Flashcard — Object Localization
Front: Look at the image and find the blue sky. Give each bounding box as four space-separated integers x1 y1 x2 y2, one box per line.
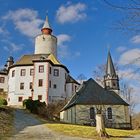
0 0 140 112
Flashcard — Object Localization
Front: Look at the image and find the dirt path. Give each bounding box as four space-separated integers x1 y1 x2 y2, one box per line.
8 109 91 140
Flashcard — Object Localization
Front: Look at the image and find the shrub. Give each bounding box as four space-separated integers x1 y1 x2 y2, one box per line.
0 98 7 106
23 99 66 121
23 99 46 114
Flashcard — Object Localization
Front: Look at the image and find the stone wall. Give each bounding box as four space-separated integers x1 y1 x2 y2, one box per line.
60 104 131 129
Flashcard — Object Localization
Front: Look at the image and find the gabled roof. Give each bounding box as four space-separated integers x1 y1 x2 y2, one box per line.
62 78 128 111
15 54 49 65
106 51 116 76
48 54 60 65
9 54 69 73
66 75 80 85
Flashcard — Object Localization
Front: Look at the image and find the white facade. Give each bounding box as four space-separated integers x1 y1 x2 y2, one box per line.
48 65 68 102
7 59 79 105
8 66 33 105
66 83 78 98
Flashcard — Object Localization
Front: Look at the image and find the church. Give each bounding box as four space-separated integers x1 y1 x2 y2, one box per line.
0 17 80 105
60 52 131 129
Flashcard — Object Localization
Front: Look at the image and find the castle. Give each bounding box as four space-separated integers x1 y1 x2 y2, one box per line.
0 17 80 105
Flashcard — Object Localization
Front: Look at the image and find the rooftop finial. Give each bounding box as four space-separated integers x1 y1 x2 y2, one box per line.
41 16 52 34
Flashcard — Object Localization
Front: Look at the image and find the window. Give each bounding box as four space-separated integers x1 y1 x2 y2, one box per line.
0 77 5 83
49 67 51 74
113 82 116 86
49 96 51 102
30 69 34 76
18 97 23 102
107 107 112 119
75 85 77 92
28 97 32 100
39 65 44 73
65 73 67 79
20 83 24 90
0 88 4 92
38 79 43 87
90 107 95 120
64 84 66 92
38 95 42 100
20 69 26 76
49 80 51 88
53 84 57 89
54 69 59 76
29 82 33 89
12 70 15 77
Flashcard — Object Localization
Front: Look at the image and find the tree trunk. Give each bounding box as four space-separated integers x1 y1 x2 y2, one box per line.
96 113 109 138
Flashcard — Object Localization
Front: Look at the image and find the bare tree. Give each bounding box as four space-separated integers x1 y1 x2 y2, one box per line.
102 0 140 34
93 63 118 86
120 83 136 115
93 64 106 86
77 73 87 84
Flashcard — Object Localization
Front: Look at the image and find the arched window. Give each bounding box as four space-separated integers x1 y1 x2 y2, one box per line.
107 107 112 119
90 107 95 119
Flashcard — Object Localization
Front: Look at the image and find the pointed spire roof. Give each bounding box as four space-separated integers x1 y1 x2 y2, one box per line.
106 51 116 76
41 16 52 32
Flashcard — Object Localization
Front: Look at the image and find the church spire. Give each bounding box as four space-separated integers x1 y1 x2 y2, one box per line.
106 51 116 76
104 51 119 93
41 16 52 35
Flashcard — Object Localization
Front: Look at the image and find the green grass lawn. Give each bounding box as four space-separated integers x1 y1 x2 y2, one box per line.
47 122 140 140
0 106 13 139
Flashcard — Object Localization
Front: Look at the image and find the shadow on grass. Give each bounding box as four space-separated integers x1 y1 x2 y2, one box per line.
109 135 134 138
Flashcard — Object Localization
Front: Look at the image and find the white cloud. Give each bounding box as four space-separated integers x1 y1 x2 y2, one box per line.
57 34 71 58
57 34 80 59
3 42 23 52
57 34 71 46
116 46 127 53
56 3 87 24
118 68 140 81
119 48 140 66
2 8 43 37
131 35 140 44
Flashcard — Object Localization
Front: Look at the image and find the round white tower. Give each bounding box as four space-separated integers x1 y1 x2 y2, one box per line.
35 16 57 58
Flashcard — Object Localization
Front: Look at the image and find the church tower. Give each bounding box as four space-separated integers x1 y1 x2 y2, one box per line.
104 51 119 93
35 16 57 58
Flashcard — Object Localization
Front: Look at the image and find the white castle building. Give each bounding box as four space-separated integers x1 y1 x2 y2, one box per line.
0 17 80 105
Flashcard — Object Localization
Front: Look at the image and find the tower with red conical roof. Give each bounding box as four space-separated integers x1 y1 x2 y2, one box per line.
35 16 57 58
